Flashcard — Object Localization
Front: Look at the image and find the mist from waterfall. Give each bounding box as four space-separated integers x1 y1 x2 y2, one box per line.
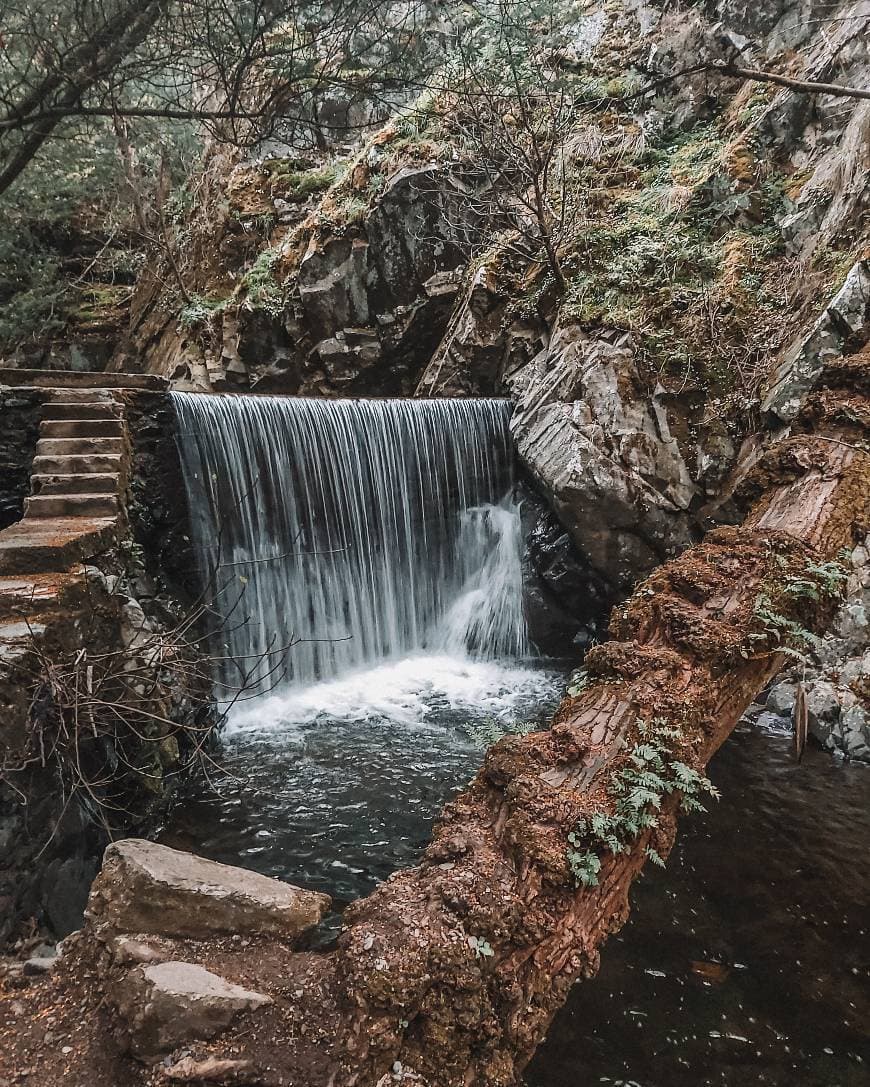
172 394 531 704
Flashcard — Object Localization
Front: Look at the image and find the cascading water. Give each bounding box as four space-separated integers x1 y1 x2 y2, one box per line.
173 393 529 696
165 392 563 902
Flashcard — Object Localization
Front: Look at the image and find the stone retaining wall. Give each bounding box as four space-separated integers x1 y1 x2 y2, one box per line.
0 387 46 530
121 391 196 598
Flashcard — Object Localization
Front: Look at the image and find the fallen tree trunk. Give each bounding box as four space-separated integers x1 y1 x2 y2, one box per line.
263 365 865 1087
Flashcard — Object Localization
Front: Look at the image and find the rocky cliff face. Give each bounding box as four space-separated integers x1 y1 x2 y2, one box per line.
112 139 482 395
417 0 870 593
116 0 869 589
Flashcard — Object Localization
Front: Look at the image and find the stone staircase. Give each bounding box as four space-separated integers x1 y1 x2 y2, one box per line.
0 385 130 655
28 389 125 520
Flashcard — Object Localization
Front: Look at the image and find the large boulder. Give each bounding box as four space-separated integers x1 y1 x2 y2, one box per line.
508 324 698 592
117 960 271 1061
87 839 330 940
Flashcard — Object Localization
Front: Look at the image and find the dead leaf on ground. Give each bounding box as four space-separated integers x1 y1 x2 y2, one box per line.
690 960 731 984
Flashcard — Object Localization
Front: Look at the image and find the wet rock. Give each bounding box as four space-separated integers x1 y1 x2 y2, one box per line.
840 705 870 761
87 839 330 940
766 682 797 717
519 482 611 653
118 960 271 1061
805 680 840 725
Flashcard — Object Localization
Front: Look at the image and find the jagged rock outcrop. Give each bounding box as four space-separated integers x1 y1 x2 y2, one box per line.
113 150 481 395
414 263 547 398
509 324 699 591
763 260 870 422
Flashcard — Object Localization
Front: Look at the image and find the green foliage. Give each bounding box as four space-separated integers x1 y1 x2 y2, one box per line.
240 248 286 317
567 717 719 888
394 87 444 141
265 161 337 202
565 842 601 887
559 119 792 394
0 228 68 345
745 555 848 663
782 559 848 601
464 716 536 747
749 595 822 661
0 112 196 352
165 183 197 224
335 195 369 225
178 294 228 329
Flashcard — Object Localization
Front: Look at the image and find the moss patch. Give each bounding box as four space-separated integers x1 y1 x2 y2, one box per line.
557 119 811 397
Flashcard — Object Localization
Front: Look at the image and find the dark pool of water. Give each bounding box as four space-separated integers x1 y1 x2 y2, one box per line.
160 655 563 906
527 716 870 1087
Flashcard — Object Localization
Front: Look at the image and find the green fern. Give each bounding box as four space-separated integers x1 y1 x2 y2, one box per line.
567 716 718 888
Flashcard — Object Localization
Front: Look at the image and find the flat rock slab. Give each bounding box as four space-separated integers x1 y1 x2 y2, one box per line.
88 838 330 940
0 516 118 574
0 367 168 390
118 960 271 1060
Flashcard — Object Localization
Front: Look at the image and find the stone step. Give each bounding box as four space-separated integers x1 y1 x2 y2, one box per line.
25 493 119 519
43 388 117 403
40 418 124 439
43 402 123 421
36 436 124 457
0 576 62 619
32 453 123 475
31 472 119 496
0 519 117 574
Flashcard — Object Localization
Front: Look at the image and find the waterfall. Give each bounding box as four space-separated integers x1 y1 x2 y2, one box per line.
172 393 529 697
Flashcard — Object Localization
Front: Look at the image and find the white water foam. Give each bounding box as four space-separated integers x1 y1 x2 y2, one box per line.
225 653 560 735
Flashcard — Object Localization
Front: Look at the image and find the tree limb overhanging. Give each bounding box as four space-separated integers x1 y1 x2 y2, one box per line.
713 60 870 101
613 57 870 109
